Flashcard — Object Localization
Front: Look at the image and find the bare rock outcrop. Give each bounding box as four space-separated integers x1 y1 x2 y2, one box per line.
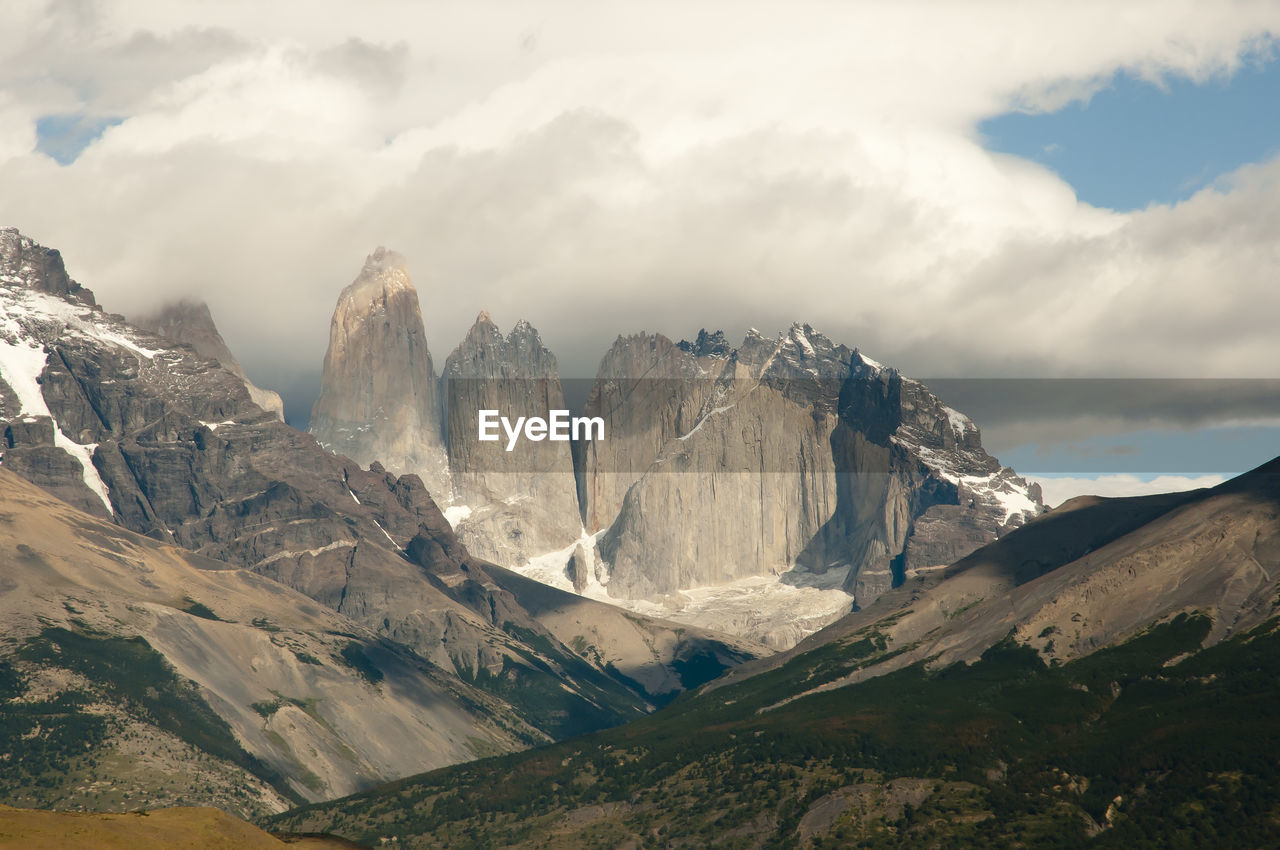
441 313 581 565
596 324 853 598
577 331 726 533
592 327 1044 608
133 299 285 421
309 248 449 498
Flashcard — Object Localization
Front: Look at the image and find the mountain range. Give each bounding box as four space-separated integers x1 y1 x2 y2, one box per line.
0 227 756 811
2 226 1276 848
309 248 1045 647
273 458 1280 847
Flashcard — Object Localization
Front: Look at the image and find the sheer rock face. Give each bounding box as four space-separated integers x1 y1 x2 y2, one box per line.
596 325 854 599
577 332 726 534
442 313 581 565
133 299 285 421
593 328 1044 608
309 248 449 499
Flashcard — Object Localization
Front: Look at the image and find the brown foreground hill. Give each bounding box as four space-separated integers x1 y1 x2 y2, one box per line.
0 804 363 850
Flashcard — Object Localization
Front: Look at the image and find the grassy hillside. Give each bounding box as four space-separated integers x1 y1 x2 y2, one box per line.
270 611 1280 847
0 625 295 817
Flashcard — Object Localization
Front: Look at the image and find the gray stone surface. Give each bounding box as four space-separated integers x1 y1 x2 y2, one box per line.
309 248 450 499
442 312 582 565
133 299 285 421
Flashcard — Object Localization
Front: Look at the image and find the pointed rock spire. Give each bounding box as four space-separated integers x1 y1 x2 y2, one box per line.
309 248 449 497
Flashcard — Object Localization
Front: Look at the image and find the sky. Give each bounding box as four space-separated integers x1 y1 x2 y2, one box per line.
2 0 1279 503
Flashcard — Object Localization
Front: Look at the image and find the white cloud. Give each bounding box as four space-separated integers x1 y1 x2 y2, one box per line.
0 0 1277 423
1027 473 1228 508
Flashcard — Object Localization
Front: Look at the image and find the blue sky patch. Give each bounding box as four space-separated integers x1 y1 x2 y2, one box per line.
993 423 1280 477
36 114 124 165
979 57 1280 211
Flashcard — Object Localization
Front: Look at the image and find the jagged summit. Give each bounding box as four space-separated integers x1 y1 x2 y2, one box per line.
359 245 409 278
444 314 559 380
458 313 543 348
677 328 731 357
133 299 285 421
0 227 96 307
442 313 579 564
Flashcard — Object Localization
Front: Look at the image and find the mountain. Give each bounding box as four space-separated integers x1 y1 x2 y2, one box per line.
0 467 535 815
268 459 1280 848
441 312 582 566
304 250 1042 649
132 299 285 422
0 228 758 765
309 248 450 498
552 325 1042 648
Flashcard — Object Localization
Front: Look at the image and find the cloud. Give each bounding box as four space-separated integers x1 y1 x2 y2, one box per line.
1027 473 1228 508
0 0 1277 431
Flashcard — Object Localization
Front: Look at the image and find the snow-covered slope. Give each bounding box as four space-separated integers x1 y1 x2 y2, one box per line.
1 228 171 514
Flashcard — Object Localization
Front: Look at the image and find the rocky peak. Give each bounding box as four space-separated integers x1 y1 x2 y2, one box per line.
676 329 731 358
331 247 416 335
0 227 96 307
132 299 284 421
443 314 558 381
309 248 448 496
360 245 408 277
594 332 708 381
442 314 580 565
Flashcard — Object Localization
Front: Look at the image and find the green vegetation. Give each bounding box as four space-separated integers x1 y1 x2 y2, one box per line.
12 626 299 805
180 597 222 621
251 700 282 719
0 658 108 798
271 612 1280 848
336 640 383 685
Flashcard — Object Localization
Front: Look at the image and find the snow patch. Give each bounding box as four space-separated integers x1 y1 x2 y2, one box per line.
371 519 399 549
0 332 112 513
510 528 607 594
510 532 855 649
678 405 736 441
442 504 472 527
94 330 164 360
789 324 815 358
610 567 855 650
943 406 972 439
855 350 884 370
